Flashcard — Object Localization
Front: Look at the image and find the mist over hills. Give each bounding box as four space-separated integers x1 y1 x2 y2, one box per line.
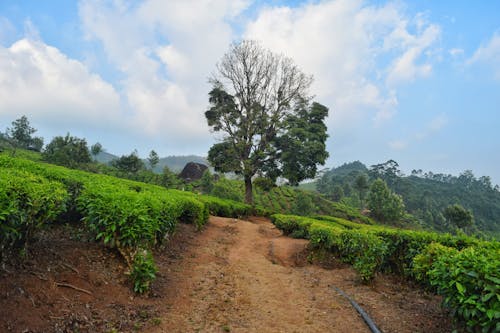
95 151 208 173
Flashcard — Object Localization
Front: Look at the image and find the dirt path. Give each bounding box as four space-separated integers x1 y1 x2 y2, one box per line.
0 216 452 332
152 217 450 333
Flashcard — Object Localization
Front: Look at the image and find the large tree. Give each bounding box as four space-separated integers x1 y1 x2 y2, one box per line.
6 115 44 152
205 40 329 204
42 133 92 168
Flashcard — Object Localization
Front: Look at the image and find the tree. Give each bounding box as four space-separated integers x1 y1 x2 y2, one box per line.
90 142 103 160
354 174 369 208
292 191 316 216
200 169 214 194
367 178 405 222
111 150 144 174
160 166 178 188
443 204 474 229
331 185 344 202
6 115 44 151
205 40 328 204
42 133 92 168
148 150 160 170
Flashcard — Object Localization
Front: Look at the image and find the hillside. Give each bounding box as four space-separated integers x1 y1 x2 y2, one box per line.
1 154 498 332
316 161 500 237
95 151 208 173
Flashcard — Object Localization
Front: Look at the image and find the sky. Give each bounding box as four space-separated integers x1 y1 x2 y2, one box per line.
0 0 499 184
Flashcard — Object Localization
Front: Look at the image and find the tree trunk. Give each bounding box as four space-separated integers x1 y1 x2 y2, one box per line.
244 175 253 205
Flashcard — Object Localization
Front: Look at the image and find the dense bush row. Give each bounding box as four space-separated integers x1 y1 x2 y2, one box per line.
0 169 68 261
271 214 500 332
0 154 252 293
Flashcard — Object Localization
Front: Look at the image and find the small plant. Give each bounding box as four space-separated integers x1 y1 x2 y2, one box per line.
130 250 157 294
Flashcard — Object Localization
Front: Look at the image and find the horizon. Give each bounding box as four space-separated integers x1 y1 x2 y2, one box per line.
1 1 499 185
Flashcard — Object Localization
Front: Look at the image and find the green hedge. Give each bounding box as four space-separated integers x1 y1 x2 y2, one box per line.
0 155 250 293
0 169 68 260
271 214 385 281
414 243 500 332
271 213 500 331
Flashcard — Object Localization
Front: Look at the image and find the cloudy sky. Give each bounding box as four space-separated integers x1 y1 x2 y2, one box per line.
0 0 499 184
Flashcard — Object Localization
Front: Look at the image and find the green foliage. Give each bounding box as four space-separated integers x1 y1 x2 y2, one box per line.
130 249 157 294
253 177 275 192
316 160 500 236
271 212 499 331
331 185 344 202
276 101 329 186
415 244 500 332
6 115 44 152
90 142 103 158
316 161 368 200
291 191 316 216
196 194 253 218
42 133 92 168
0 169 68 260
271 214 386 281
160 166 179 188
367 178 405 222
111 150 145 174
444 204 474 229
200 170 214 194
206 40 327 203
0 154 253 293
211 177 244 202
148 150 159 170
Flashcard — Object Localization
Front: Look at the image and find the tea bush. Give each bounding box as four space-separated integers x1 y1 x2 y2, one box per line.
271 213 500 329
415 243 500 332
0 169 68 260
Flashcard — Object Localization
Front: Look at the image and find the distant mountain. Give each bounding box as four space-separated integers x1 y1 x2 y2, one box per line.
94 151 118 164
316 160 500 237
95 151 208 173
155 155 209 173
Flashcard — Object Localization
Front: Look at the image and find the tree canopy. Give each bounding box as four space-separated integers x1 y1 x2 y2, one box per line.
148 150 160 170
111 151 145 174
205 40 329 204
367 178 405 222
42 133 92 168
6 115 44 152
443 204 474 229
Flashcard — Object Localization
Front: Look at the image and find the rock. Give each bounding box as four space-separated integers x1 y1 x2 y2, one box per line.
179 162 208 182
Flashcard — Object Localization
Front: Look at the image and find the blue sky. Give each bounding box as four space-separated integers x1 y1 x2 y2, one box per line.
0 0 499 184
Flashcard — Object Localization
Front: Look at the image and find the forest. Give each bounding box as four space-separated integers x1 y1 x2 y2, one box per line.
315 160 500 238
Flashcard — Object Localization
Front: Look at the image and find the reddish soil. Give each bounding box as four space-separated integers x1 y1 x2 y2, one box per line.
0 216 452 333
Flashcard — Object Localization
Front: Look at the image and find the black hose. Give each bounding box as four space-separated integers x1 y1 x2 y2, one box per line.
333 286 382 333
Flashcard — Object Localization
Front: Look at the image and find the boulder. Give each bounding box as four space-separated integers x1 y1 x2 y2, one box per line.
179 162 208 182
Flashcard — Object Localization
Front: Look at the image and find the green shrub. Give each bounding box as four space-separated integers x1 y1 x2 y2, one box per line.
0 169 68 259
130 249 157 294
421 245 500 332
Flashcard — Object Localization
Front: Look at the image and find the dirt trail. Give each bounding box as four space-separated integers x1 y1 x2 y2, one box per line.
0 216 452 333
153 217 449 333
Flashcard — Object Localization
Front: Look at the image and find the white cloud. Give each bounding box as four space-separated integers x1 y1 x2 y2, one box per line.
0 38 120 127
468 32 500 79
244 0 440 128
385 23 440 85
78 0 250 139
